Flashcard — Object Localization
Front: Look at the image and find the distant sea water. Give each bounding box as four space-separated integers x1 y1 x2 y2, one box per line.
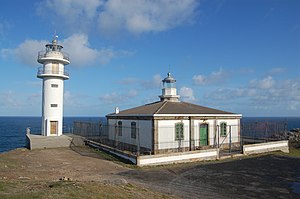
0 117 105 153
0 116 299 153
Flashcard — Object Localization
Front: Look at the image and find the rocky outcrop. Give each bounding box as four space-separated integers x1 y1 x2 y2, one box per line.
288 128 300 148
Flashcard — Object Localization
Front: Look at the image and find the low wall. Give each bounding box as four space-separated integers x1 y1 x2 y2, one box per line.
243 140 289 155
85 139 218 166
26 134 73 150
85 140 137 164
137 149 218 166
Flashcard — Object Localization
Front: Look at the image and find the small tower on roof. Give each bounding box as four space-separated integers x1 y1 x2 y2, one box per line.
159 72 180 102
37 35 70 136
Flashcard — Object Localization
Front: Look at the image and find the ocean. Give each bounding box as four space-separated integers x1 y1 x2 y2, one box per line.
0 116 299 153
0 117 104 153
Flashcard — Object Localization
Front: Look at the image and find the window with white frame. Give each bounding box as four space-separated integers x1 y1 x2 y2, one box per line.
175 122 184 140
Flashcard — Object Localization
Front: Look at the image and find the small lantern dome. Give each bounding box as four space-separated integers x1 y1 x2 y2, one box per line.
162 72 176 88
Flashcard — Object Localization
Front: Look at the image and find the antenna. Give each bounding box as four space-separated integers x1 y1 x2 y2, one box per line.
52 30 58 42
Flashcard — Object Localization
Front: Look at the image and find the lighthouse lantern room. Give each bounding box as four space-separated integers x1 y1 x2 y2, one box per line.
159 72 180 102
37 36 70 136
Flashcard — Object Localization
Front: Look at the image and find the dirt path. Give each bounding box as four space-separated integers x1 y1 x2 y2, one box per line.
1 147 299 198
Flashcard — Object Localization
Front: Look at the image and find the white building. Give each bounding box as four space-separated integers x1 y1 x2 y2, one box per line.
37 36 70 136
106 73 242 154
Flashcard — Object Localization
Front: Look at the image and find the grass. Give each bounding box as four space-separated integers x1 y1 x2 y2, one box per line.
0 180 173 199
282 147 300 157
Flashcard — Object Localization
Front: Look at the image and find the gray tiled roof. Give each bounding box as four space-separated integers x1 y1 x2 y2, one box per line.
107 100 236 116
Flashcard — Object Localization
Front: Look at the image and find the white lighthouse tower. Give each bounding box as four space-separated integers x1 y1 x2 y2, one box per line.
37 36 70 136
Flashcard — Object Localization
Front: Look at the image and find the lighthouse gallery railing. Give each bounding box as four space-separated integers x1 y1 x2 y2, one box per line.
37 67 69 77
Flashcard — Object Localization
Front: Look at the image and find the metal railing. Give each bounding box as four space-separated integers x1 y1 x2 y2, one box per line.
37 67 69 77
38 50 70 61
72 121 290 156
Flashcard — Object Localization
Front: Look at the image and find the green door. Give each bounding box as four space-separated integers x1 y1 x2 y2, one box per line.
200 124 208 146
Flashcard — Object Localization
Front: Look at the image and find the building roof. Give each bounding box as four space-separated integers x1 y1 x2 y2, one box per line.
107 100 241 117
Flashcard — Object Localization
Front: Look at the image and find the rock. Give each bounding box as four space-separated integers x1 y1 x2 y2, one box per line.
102 178 128 185
18 176 31 180
59 176 72 181
113 178 128 185
289 129 300 148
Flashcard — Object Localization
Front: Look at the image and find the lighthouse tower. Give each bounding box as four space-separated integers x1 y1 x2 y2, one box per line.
159 72 180 102
37 36 70 136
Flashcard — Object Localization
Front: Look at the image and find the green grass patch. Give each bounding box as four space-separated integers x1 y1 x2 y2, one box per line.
286 147 300 157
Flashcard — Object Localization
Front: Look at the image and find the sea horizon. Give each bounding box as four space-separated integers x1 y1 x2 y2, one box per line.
1 116 300 153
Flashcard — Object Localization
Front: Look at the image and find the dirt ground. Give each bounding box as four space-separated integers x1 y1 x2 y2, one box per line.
0 146 299 198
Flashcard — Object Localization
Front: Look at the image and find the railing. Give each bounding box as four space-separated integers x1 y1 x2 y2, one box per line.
38 50 70 61
72 121 290 156
37 67 69 77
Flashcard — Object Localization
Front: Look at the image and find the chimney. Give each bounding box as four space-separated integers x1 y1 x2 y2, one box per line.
115 107 119 114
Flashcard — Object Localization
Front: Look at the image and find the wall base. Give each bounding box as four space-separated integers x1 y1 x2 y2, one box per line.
26 133 84 150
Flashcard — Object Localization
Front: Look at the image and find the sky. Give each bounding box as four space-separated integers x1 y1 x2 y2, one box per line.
0 0 300 117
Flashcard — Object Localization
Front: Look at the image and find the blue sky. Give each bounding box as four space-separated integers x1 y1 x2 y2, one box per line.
0 0 300 117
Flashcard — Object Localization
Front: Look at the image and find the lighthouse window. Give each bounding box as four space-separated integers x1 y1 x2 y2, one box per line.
52 63 59 74
51 84 58 88
51 104 58 108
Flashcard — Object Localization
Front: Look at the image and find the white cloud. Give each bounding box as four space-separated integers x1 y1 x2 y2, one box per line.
142 74 162 89
64 90 78 107
179 86 196 102
193 67 226 86
98 0 199 35
62 34 98 66
37 0 199 36
205 76 300 112
0 20 11 41
119 77 138 85
0 91 42 115
63 34 133 66
0 33 131 67
192 74 206 85
250 76 275 89
269 67 285 75
37 0 104 32
0 91 22 107
99 89 138 104
26 93 41 106
127 89 138 98
1 39 47 65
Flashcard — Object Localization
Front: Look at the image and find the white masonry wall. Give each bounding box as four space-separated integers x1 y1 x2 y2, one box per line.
157 120 190 150
193 118 240 147
107 119 152 150
42 77 64 136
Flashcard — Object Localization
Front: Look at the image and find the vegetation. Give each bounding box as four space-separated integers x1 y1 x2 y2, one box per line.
0 180 173 199
283 147 300 157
